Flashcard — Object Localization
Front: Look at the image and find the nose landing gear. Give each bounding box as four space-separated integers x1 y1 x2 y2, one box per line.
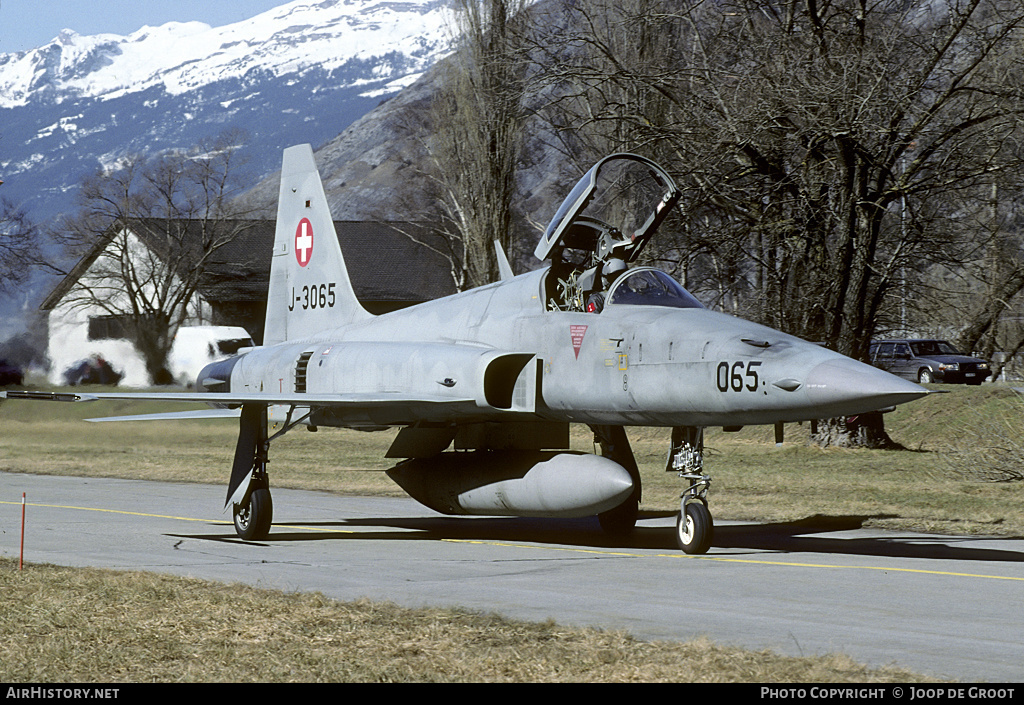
668 426 714 554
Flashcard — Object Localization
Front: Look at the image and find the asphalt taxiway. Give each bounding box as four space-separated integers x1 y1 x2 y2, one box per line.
3 472 1022 682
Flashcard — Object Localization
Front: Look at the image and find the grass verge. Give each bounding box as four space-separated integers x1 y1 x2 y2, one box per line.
0 558 932 683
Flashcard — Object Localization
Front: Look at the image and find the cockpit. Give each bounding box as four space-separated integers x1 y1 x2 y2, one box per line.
536 154 702 313
607 268 703 309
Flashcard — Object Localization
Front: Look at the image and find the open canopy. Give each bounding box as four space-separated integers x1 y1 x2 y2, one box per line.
534 154 680 265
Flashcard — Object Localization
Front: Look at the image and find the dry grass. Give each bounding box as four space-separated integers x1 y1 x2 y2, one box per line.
0 558 930 683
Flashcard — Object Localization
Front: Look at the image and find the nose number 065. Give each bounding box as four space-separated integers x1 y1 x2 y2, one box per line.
716 360 763 392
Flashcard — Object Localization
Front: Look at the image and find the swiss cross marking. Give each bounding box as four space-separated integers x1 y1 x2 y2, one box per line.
295 218 314 267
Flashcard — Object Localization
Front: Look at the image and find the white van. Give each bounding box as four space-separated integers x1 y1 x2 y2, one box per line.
169 326 254 386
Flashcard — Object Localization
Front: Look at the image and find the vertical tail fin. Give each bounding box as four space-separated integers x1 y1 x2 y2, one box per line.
264 144 370 345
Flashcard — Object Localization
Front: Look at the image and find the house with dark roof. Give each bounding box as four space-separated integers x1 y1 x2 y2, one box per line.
42 219 458 387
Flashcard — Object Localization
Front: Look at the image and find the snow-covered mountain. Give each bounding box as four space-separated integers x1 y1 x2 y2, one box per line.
0 0 454 222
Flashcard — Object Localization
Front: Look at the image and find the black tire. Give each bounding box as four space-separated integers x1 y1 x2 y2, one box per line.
918 368 934 384
233 486 273 541
676 502 713 554
598 495 638 536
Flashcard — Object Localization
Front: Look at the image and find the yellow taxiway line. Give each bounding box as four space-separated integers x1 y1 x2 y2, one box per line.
1 499 349 533
6 499 1022 581
442 539 1024 582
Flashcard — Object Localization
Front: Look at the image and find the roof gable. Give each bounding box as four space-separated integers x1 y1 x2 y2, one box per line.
43 219 458 310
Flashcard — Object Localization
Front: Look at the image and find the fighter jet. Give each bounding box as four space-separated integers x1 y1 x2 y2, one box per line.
3 145 928 554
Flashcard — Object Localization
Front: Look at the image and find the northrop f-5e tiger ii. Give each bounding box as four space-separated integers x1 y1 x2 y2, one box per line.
4 145 928 554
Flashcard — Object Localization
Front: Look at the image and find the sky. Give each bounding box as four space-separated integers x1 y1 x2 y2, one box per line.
0 0 291 54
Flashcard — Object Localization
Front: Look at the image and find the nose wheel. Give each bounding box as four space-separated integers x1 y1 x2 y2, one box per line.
676 499 713 554
668 426 713 554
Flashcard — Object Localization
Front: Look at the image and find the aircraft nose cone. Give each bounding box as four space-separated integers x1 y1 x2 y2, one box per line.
803 358 928 414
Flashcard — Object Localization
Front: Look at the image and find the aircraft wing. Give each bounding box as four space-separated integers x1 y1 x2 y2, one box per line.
0 389 503 427
2 389 474 405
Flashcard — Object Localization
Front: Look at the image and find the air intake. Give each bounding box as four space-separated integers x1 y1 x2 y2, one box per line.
295 351 314 393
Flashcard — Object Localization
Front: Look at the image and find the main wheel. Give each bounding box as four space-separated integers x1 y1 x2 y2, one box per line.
918 368 933 384
233 486 273 541
676 502 713 554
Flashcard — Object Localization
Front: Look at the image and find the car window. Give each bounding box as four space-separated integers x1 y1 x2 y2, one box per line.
217 338 254 356
895 343 911 358
910 340 960 356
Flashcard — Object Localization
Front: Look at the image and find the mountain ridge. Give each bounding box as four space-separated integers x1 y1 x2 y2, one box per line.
0 0 454 223
0 0 458 340
0 1 452 109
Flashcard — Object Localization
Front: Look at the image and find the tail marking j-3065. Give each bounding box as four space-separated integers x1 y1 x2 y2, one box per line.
264 144 370 344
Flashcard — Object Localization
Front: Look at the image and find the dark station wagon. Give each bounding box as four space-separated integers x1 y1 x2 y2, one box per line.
868 339 991 385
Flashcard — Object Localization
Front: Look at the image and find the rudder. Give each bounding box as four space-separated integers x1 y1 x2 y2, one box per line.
264 144 370 345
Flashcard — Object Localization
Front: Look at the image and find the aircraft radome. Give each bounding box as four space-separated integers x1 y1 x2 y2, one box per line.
2 145 929 554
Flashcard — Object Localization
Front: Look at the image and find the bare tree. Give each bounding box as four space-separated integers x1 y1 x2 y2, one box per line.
942 178 1024 379
51 130 258 384
427 0 530 289
0 196 36 294
535 0 1024 339
531 0 1024 444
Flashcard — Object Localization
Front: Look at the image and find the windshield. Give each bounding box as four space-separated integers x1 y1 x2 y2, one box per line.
217 338 254 356
911 340 960 356
608 269 704 309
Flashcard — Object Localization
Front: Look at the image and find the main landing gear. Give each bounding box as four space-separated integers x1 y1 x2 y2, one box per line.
233 477 273 541
227 404 310 541
226 404 272 540
591 424 642 537
668 426 713 554
591 424 715 553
